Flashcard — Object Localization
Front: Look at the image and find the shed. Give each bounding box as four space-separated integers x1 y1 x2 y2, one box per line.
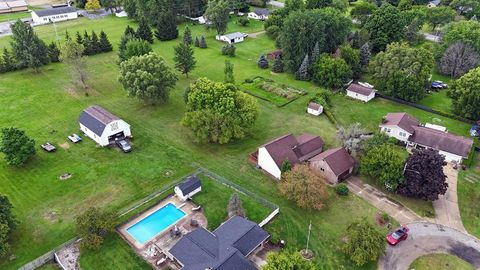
346 83 375 102
307 102 323 116
174 175 202 201
79 105 131 147
216 32 245 44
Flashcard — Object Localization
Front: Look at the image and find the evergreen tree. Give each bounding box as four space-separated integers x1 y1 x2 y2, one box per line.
118 34 134 62
221 44 236 57
295 55 310 81
90 31 100 54
124 25 136 37
281 159 292 173
311 41 320 64
48 42 61 62
199 36 207 48
82 31 93 55
173 42 196 77
10 20 49 72
124 39 152 60
65 30 71 41
194 36 200 47
99 31 113 52
75 31 83 44
1 48 16 73
155 12 178 41
136 19 154 44
224 60 234 83
227 193 246 218
183 26 193 45
272 57 284 73
359 42 371 68
257 54 269 69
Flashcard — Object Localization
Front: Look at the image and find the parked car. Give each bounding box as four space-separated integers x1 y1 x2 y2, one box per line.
67 134 82 143
116 139 132 153
431 81 448 90
386 226 409 246
41 142 56 152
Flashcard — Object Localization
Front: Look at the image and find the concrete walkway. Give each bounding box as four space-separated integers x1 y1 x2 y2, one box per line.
345 177 424 224
432 164 467 233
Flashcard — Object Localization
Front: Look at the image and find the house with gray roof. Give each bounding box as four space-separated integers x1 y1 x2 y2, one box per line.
168 216 269 270
174 175 202 201
32 6 78 25
248 8 271 20
216 32 245 44
79 105 131 146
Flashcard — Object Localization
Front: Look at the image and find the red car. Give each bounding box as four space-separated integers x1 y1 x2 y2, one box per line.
386 226 409 245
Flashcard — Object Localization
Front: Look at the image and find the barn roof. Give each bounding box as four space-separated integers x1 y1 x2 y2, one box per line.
79 105 121 136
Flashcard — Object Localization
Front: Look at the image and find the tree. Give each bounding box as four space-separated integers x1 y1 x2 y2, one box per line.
279 164 329 210
332 0 349 12
124 25 136 37
442 20 480 55
238 17 249 26
224 60 234 83
183 26 193 45
404 18 422 44
370 42 433 102
75 207 115 250
361 144 405 191
359 42 371 68
350 1 377 25
364 3 405 52
306 0 332 9
124 39 153 60
101 0 122 12
199 36 207 48
60 39 88 89
173 42 196 78
398 0 412 10
285 0 305 11
75 31 83 45
272 57 284 73
280 159 292 173
257 54 269 69
312 54 352 88
204 0 230 35
342 218 385 266
85 0 101 11
0 195 16 257
397 149 447 201
426 6 455 31
228 0 249 13
155 11 178 41
99 31 113 52
136 19 154 44
194 37 200 47
311 42 321 64
221 44 236 57
90 31 100 55
119 53 177 104
362 132 395 154
10 20 49 72
82 31 93 55
439 42 479 79
227 193 245 218
448 67 480 120
0 48 16 73
450 0 480 19
263 252 317 270
0 127 35 166
47 42 60 63
295 55 310 81
118 33 134 62
182 78 258 144
336 123 368 157
339 44 361 79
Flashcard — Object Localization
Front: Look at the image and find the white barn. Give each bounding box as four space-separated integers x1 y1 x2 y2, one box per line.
307 102 323 116
32 6 78 25
79 105 131 147
174 175 202 201
346 83 375 102
248 8 270 20
216 32 244 44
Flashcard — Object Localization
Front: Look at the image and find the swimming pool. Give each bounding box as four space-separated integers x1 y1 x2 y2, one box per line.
126 203 186 244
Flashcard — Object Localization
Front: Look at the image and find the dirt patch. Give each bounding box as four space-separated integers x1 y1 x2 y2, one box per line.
60 142 70 149
43 210 58 223
56 242 81 270
375 212 391 227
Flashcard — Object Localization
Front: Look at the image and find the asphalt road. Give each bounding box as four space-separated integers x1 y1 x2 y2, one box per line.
380 222 480 270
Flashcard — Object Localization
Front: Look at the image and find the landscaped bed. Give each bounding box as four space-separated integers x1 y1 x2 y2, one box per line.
242 76 308 107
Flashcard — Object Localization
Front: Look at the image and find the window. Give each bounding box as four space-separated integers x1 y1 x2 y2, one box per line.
399 132 406 137
383 127 391 133
320 168 325 171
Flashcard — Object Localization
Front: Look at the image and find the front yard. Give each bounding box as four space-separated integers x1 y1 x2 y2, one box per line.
458 156 480 238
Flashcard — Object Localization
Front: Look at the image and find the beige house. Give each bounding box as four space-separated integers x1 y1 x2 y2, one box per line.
309 147 355 184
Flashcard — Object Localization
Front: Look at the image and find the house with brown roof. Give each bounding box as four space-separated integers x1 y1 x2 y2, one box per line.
309 147 355 184
379 112 474 163
256 134 324 179
346 83 376 102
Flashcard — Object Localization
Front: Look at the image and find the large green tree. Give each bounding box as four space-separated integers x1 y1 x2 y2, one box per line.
0 127 35 166
364 3 405 52
0 195 16 257
448 67 480 120
426 6 456 31
263 251 317 270
124 39 153 61
182 78 258 144
450 0 480 19
342 218 385 266
119 52 178 104
60 39 88 89
370 42 434 102
75 207 115 250
312 54 352 88
361 143 405 191
10 20 49 72
204 0 230 35
155 11 178 41
350 1 377 25
173 42 196 77
136 18 154 44
442 20 480 55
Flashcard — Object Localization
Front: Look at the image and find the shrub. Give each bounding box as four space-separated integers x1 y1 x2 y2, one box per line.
335 183 349 196
324 110 337 125
257 54 269 69
221 44 236 57
266 25 281 39
238 18 250 26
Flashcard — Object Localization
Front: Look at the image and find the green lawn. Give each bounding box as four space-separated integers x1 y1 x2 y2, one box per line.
417 70 454 113
410 253 475 270
36 262 60 270
458 156 480 238
0 14 474 270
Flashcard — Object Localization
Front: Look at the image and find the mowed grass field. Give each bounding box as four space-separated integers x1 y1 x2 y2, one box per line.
410 253 475 270
0 15 474 270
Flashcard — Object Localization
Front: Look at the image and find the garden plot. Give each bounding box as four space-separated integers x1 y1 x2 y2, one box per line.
242 76 307 107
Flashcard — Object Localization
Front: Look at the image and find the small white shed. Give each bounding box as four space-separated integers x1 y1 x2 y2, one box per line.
307 102 323 116
216 32 245 44
346 83 376 102
174 176 202 201
79 105 131 147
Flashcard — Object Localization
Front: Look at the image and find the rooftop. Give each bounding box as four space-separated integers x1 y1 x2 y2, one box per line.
410 126 473 158
177 175 201 195
380 112 420 134
79 105 121 136
310 147 355 176
253 8 270 16
223 32 244 39
347 83 375 96
34 6 77 17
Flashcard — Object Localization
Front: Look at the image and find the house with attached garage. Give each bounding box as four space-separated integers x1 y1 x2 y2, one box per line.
31 6 78 25
79 105 131 147
216 32 245 44
309 147 355 184
255 133 324 179
174 175 202 201
380 112 474 163
248 8 270 20
346 83 376 102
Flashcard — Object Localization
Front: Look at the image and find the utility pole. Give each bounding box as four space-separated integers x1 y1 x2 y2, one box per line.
306 220 312 252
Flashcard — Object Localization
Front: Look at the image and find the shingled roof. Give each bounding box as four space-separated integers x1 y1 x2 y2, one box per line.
347 83 375 96
310 147 355 176
380 112 420 134
34 6 76 17
177 175 201 195
410 126 473 158
79 105 120 136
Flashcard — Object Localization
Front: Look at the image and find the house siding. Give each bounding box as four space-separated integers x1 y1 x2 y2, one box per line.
80 119 131 147
379 125 411 142
32 11 78 25
257 147 281 179
174 186 202 201
307 107 323 116
309 159 339 184
346 90 375 102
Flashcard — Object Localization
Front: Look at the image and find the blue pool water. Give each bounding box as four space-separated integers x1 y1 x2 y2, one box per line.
127 203 186 244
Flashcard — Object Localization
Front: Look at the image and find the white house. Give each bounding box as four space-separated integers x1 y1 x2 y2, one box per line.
79 105 131 147
32 6 78 25
216 32 244 44
248 8 270 20
379 112 419 142
346 83 376 102
427 0 440 8
257 134 324 179
115 10 128 17
307 102 323 116
174 175 202 201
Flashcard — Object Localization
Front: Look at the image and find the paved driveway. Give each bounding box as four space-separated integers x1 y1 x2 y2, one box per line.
380 222 480 270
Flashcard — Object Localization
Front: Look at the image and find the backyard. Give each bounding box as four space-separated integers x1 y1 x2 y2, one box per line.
0 13 476 270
